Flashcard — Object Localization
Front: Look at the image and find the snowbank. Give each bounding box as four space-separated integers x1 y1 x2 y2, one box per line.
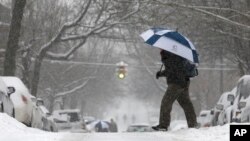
0 113 230 141
0 113 63 141
0 113 42 133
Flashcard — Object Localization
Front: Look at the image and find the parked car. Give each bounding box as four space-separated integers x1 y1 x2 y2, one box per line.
197 110 213 127
0 77 14 117
83 116 96 125
52 109 86 132
216 90 236 125
1 76 34 126
215 87 237 125
31 97 58 132
126 124 153 132
232 75 250 122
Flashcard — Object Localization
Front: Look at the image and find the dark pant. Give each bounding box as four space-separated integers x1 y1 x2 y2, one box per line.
159 82 197 129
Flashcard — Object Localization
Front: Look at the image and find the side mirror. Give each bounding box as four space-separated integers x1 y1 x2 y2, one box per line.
7 87 15 96
36 100 44 106
227 95 235 102
210 110 214 115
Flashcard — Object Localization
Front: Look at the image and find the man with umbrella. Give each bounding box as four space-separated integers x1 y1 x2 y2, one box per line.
140 28 199 131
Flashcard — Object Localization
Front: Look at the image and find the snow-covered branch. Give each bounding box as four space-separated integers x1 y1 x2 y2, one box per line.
60 0 140 41
64 0 92 28
156 1 250 30
55 78 92 97
38 0 92 55
45 39 86 60
190 6 250 19
213 29 250 41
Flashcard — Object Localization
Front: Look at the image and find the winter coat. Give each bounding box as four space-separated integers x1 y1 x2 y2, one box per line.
160 50 189 86
109 121 118 132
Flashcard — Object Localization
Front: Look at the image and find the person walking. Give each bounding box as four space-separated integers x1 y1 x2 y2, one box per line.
152 49 198 131
109 118 118 132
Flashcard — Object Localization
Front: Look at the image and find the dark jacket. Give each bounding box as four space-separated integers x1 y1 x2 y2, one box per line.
160 50 189 86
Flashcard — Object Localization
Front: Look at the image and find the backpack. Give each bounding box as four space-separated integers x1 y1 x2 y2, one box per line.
184 60 198 78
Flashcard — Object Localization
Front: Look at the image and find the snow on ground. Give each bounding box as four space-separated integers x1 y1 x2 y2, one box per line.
0 113 229 141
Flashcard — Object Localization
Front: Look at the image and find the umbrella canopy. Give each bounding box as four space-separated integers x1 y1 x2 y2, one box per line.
140 28 199 64
90 120 110 132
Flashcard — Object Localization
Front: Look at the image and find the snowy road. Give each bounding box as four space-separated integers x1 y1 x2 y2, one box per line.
0 113 229 141
0 128 229 141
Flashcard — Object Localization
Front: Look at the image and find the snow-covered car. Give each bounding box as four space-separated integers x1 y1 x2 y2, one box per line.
232 75 250 122
216 90 236 125
31 97 58 132
52 109 86 132
1 76 34 126
210 89 236 126
126 124 153 132
0 77 14 117
83 116 96 125
197 110 213 127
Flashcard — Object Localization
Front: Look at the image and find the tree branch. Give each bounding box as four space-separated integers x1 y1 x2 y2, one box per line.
45 39 86 60
213 29 250 41
156 1 250 30
190 6 250 19
55 78 92 97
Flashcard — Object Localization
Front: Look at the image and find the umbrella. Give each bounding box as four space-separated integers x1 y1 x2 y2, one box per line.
140 28 199 64
91 120 110 132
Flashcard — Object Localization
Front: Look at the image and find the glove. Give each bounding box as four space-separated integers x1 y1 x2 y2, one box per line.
156 71 162 79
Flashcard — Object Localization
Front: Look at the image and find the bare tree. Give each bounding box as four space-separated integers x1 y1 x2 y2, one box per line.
3 0 26 75
15 0 142 96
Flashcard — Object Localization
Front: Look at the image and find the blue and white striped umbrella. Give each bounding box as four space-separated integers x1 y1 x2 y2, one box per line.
140 28 199 64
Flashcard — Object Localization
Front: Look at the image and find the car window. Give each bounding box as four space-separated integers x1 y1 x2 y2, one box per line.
67 112 80 122
227 95 234 102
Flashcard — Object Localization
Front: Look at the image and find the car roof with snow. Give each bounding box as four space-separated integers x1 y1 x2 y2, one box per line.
53 109 80 114
39 106 49 114
199 110 211 115
231 87 237 95
0 78 7 93
217 91 233 104
0 77 30 94
237 75 250 99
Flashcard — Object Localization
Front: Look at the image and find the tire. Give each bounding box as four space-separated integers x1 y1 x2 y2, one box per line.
12 108 15 118
229 111 233 123
50 126 54 132
0 102 3 112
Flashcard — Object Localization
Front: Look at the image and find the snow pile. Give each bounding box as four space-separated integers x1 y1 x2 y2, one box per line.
0 113 42 133
156 124 229 141
169 120 188 131
0 113 63 141
0 113 230 141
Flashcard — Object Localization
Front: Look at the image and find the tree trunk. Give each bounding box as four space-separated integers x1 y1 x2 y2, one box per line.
3 0 26 76
30 56 43 97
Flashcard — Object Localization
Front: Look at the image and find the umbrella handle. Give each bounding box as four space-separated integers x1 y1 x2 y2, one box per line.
159 64 163 72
